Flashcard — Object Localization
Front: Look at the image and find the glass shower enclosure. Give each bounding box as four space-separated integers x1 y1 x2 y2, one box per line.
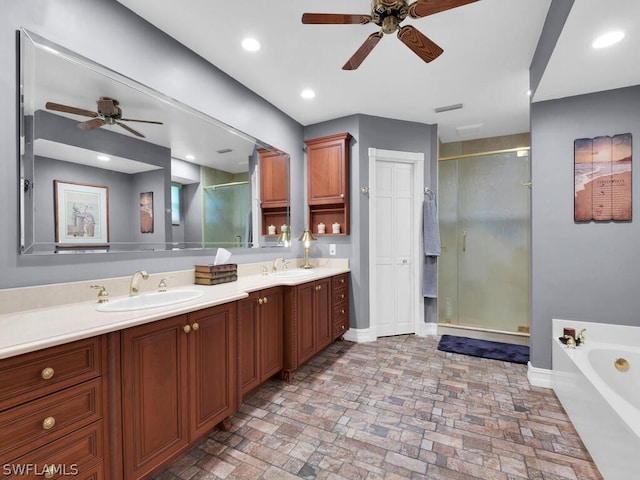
438 149 530 334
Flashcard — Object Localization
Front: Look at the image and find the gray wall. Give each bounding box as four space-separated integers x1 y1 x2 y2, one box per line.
2 1 439 338
530 85 640 369
1 0 304 288
304 115 438 329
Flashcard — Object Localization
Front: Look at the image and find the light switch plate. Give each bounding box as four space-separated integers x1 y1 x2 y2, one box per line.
329 244 336 256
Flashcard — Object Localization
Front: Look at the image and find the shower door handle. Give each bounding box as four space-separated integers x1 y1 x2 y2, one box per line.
462 231 466 253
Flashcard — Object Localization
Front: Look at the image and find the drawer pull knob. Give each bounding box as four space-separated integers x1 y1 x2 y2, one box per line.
263 297 268 304
183 325 191 334
341 309 345 314
41 367 55 380
340 279 345 284
340 294 345 299
43 466 54 479
42 416 56 430
258 298 263 305
192 322 199 331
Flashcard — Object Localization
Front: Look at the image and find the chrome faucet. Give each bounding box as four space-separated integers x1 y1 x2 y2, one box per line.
129 270 149 296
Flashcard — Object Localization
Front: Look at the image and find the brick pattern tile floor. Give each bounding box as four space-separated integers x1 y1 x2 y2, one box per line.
151 335 602 480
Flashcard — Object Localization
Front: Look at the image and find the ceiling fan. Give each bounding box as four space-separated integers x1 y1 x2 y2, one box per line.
302 0 479 70
45 97 163 138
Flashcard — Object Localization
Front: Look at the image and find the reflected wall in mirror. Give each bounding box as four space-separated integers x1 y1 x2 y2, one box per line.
19 29 289 254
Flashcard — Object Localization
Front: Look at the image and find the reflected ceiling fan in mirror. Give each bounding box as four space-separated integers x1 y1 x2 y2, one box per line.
45 97 163 138
302 0 478 70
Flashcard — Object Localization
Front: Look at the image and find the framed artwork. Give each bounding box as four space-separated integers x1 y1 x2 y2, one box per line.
140 191 154 233
574 133 632 222
54 180 109 246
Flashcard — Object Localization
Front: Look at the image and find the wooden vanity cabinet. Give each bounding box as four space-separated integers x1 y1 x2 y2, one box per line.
259 148 289 236
305 132 352 235
238 287 283 398
120 303 237 480
0 336 108 480
282 277 332 381
332 273 350 339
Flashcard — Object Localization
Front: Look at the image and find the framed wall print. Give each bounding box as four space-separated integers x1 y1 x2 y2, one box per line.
54 180 109 246
574 133 632 222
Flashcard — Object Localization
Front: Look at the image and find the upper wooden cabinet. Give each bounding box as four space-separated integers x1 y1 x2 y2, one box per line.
305 133 352 235
259 148 289 236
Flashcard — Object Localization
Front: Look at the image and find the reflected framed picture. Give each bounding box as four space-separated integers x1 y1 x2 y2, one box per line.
54 180 109 246
140 191 154 233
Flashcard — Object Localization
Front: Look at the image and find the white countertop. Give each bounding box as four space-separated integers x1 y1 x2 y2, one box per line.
0 265 349 360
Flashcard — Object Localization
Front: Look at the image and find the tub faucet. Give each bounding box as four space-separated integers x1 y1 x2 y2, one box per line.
129 270 149 296
577 329 586 344
564 335 576 349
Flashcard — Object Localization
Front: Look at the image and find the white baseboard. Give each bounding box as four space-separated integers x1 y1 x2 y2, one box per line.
342 328 377 343
417 322 438 336
527 362 552 389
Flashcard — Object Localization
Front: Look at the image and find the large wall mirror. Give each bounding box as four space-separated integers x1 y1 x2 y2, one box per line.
19 29 290 255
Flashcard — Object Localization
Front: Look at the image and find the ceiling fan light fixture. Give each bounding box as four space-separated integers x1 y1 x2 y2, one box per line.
592 31 624 49
241 37 261 52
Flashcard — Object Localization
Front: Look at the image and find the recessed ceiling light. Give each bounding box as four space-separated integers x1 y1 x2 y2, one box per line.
97 155 110 161
592 31 625 49
185 154 195 161
301 89 315 99
241 38 261 52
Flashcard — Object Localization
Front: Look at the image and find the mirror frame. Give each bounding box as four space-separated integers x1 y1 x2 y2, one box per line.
18 28 290 255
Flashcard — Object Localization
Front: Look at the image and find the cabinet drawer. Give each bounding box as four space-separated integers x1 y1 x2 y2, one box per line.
0 378 102 461
333 287 348 305
332 274 348 289
0 337 103 411
0 422 104 479
333 304 349 338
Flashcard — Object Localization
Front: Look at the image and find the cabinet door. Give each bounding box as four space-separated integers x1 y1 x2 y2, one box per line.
238 293 260 396
315 278 332 351
188 304 237 439
306 134 350 205
260 287 283 380
260 149 288 208
296 282 317 365
121 315 189 480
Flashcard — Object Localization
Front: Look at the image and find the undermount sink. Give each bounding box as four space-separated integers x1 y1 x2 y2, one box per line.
97 289 204 312
270 269 314 279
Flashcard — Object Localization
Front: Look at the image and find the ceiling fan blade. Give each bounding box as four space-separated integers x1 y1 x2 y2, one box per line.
120 118 164 125
342 32 383 70
302 13 372 25
117 122 145 138
76 118 105 131
97 98 118 116
408 0 478 19
397 25 443 63
45 102 98 118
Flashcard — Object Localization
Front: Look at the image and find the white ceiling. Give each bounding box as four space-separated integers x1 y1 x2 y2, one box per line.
112 0 640 142
113 0 640 144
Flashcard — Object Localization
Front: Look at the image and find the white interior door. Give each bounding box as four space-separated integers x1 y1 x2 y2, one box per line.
369 148 424 337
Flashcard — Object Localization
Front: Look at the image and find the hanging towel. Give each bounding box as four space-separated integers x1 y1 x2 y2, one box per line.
422 197 441 298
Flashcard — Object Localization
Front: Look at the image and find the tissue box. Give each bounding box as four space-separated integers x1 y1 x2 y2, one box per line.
194 263 238 285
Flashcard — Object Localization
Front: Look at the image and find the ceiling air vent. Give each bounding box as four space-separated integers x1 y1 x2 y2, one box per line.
434 103 463 113
216 148 233 154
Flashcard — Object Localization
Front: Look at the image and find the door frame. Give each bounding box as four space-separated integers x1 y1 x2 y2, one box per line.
368 148 425 338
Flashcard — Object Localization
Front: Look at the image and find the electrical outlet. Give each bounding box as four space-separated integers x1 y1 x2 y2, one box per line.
329 244 336 256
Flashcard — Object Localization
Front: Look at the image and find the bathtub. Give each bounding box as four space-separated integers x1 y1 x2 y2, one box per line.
552 319 640 480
